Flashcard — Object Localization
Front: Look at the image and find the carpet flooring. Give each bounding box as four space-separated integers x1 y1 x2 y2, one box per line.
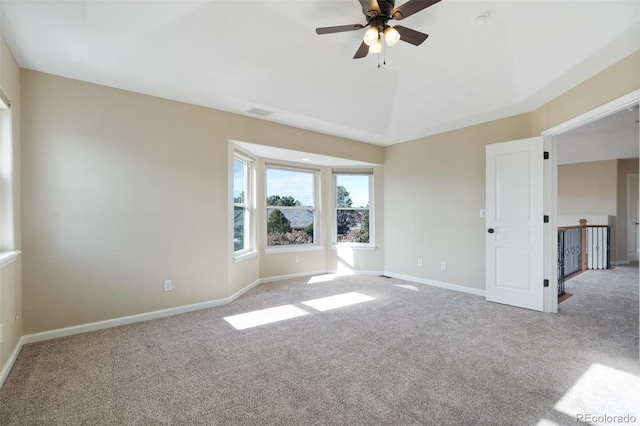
1 266 638 425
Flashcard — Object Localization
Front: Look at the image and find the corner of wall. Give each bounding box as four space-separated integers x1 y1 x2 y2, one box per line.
0 31 23 387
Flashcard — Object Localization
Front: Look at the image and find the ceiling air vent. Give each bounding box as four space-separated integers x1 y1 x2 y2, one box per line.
247 107 273 117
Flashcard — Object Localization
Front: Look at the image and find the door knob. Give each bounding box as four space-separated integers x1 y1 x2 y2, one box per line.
488 228 495 234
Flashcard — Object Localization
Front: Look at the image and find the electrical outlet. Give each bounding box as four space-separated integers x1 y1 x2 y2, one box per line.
163 280 173 292
0 323 3 343
441 261 447 270
295 256 300 263
417 258 423 267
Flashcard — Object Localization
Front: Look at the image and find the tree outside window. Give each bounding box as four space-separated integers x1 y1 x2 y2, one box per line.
266 167 317 246
234 156 251 253
335 174 371 244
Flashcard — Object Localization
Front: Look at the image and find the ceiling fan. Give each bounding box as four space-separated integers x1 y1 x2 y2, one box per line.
316 0 441 59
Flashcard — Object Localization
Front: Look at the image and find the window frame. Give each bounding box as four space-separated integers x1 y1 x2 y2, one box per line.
0 89 20 268
233 152 255 259
265 164 321 252
332 171 374 248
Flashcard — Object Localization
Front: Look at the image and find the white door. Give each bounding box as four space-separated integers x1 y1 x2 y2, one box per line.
486 137 544 311
627 175 639 262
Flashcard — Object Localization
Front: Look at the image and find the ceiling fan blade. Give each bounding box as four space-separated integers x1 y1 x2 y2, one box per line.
394 25 429 46
359 0 381 18
353 41 369 59
392 0 441 20
316 24 365 35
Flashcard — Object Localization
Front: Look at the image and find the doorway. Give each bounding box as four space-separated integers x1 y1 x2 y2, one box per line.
543 89 640 313
627 174 639 262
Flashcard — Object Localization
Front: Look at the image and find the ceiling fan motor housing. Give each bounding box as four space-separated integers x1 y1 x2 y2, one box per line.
364 0 396 31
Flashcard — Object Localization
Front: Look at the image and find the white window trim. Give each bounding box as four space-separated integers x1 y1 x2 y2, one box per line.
264 244 323 255
265 164 321 250
0 93 15 253
234 250 258 263
233 152 255 258
0 250 20 269
332 171 375 247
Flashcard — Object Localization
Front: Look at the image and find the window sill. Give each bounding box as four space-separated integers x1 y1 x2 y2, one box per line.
265 244 323 255
234 250 258 263
331 244 377 250
0 250 20 269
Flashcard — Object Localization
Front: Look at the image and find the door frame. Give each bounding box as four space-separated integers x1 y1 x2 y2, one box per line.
627 173 639 262
541 89 640 313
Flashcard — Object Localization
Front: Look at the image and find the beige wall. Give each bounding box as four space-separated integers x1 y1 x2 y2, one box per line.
21 70 384 334
556 158 640 264
383 114 531 290
617 159 640 263
0 34 22 376
531 51 640 134
558 160 619 261
384 50 639 290
558 160 618 215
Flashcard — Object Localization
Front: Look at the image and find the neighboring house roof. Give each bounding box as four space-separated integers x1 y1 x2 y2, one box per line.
268 209 313 229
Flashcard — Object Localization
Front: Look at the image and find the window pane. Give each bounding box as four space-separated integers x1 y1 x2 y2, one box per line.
267 208 314 246
336 209 369 243
267 168 315 208
234 159 245 204
233 156 250 254
234 206 245 251
336 175 369 208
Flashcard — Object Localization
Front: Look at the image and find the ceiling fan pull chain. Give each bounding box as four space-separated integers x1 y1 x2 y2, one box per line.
383 37 386 66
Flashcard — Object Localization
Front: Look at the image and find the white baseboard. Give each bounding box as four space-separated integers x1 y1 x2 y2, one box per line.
229 278 262 301
382 272 486 297
0 336 26 389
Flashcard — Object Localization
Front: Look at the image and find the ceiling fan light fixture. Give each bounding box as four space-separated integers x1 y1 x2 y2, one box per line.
383 26 401 47
363 26 379 46
369 37 382 54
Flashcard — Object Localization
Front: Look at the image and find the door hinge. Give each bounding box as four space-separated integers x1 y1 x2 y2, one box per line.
544 215 549 223
543 151 549 160
543 279 549 288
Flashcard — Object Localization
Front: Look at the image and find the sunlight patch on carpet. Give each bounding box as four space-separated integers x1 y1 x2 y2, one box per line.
224 305 310 330
554 363 640 422
307 274 338 284
394 284 420 292
302 292 375 312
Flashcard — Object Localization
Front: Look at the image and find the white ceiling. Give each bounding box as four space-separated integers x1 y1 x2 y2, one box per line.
1 0 639 146
556 104 639 165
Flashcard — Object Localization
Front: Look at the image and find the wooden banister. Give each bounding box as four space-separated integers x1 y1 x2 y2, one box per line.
579 218 587 271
